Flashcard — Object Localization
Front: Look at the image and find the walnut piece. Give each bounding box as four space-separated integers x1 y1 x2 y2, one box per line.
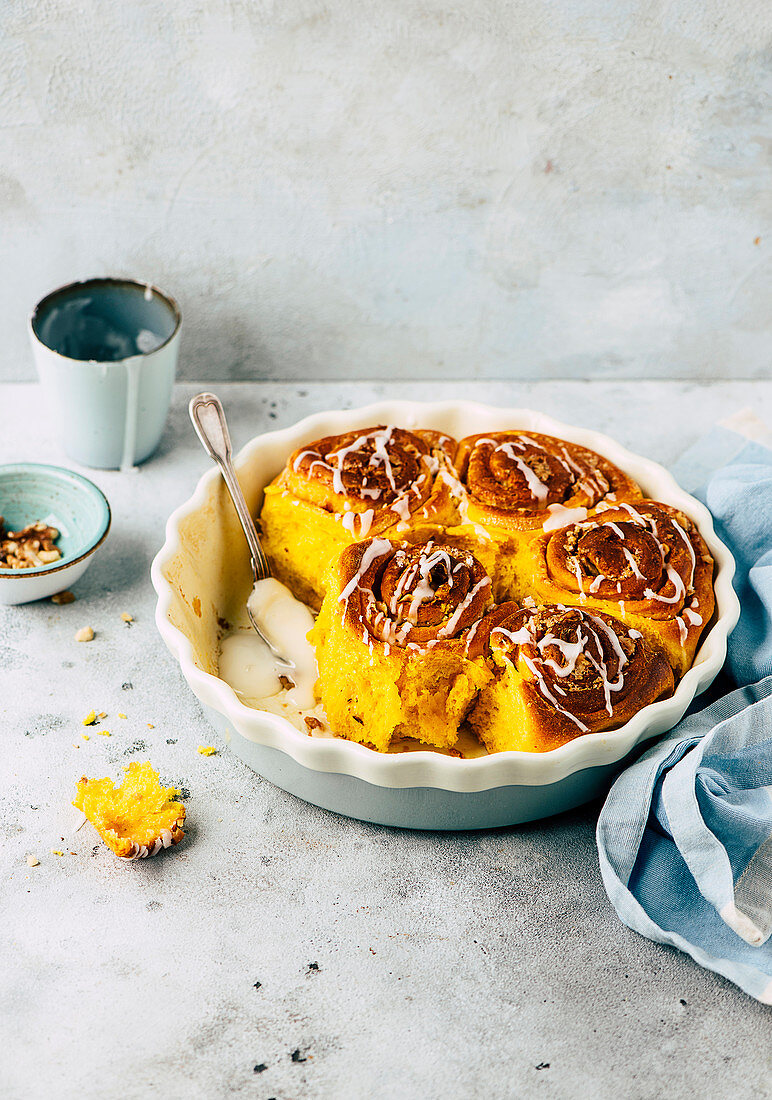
0 517 62 569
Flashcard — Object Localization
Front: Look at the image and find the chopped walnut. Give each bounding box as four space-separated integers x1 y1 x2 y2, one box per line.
279 675 295 690
51 590 75 604
304 716 324 733
0 517 62 569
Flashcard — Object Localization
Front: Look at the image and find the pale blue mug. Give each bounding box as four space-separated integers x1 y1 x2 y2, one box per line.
29 277 181 470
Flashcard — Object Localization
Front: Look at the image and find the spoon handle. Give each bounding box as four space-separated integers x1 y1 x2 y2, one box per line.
189 392 271 581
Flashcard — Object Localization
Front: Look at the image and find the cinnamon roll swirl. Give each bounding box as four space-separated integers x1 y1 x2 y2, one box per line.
467 603 674 753
530 500 715 675
450 431 641 600
309 536 493 751
260 426 458 608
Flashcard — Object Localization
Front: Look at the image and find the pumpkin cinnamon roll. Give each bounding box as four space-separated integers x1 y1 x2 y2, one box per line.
310 536 493 752
450 432 641 600
467 602 674 753
260 426 459 608
529 500 715 675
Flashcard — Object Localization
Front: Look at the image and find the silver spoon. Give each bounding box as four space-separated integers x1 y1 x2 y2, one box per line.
189 391 291 667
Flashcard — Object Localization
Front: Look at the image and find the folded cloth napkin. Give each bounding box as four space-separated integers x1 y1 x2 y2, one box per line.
597 425 772 1003
671 422 772 686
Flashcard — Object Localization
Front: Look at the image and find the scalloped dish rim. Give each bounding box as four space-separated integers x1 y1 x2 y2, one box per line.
151 400 740 794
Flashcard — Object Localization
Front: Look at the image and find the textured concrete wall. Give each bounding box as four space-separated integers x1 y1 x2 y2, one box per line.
1 1 769 382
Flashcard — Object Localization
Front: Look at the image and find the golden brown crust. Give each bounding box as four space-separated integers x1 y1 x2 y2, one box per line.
338 536 493 650
281 425 457 536
532 499 715 672
454 431 641 531
468 602 675 750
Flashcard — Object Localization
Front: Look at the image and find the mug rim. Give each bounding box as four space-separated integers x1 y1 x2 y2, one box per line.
28 276 182 362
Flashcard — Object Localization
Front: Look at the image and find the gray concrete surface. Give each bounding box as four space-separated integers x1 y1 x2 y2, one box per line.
1 2 770 383
2 381 771 1100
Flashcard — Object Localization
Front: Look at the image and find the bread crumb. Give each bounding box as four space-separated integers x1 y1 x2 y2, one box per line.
197 745 217 756
97 730 111 737
52 590 75 605
82 734 90 741
51 849 64 856
121 612 134 623
75 626 94 643
147 723 155 729
26 854 40 867
118 713 127 720
97 712 107 719
83 710 96 726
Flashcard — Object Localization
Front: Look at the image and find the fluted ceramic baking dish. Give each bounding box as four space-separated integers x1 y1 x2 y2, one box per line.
151 401 739 829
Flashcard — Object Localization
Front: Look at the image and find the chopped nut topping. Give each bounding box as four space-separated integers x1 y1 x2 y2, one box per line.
279 675 295 690
304 716 324 733
52 590 75 605
75 626 95 643
0 517 62 569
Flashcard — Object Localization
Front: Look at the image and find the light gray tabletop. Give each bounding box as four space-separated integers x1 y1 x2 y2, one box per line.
2 380 771 1100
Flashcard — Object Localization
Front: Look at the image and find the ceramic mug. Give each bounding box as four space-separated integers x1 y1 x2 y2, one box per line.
29 277 181 470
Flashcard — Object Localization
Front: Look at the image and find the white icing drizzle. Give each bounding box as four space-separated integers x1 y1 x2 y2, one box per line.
438 576 491 637
497 442 550 501
339 538 393 603
621 546 645 580
391 495 412 521
491 608 637 729
390 545 454 624
542 503 589 532
521 652 589 731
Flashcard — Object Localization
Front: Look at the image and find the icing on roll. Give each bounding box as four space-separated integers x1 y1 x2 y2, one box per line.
310 536 494 752
467 603 674 753
286 426 454 527
260 425 459 609
339 538 492 651
454 431 641 531
533 499 715 675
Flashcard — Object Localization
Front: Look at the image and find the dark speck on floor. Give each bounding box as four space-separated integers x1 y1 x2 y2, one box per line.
253 1063 267 1074
123 739 147 755
536 1062 550 1070
291 1049 308 1063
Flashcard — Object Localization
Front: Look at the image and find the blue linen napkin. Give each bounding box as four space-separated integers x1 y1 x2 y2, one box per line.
597 427 772 1003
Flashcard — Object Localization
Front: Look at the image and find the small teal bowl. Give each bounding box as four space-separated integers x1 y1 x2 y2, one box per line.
0 463 111 605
